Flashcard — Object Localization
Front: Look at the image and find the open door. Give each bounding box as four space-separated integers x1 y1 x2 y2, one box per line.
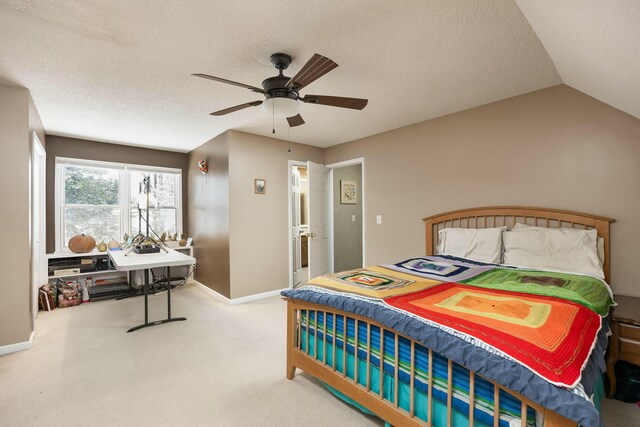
307 161 331 278
291 166 306 287
31 133 46 322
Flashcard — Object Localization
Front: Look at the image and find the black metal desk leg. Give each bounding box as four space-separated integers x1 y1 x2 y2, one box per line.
144 268 149 323
167 266 171 319
127 265 186 333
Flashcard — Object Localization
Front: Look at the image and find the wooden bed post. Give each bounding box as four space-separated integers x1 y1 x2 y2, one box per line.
286 299 297 380
595 218 611 283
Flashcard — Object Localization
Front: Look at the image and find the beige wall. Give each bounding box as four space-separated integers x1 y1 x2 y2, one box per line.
228 130 324 299
333 164 363 272
45 136 190 253
188 132 231 297
325 85 640 297
0 83 39 347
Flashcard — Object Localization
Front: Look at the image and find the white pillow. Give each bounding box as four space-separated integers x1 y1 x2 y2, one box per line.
502 226 604 279
512 223 605 265
437 227 506 264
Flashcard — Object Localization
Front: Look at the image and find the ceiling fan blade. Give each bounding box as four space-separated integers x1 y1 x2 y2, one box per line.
192 73 264 93
286 114 305 127
286 54 338 90
210 100 263 116
301 95 368 110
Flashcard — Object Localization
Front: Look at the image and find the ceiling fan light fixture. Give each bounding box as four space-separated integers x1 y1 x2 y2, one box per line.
263 97 300 118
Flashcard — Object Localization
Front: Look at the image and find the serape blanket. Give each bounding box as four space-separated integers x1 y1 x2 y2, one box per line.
384 283 601 387
299 310 537 427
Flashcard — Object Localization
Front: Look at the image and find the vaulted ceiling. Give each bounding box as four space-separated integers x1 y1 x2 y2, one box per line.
0 1 637 152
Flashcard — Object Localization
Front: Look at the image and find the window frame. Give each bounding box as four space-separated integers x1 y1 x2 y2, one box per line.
55 157 182 253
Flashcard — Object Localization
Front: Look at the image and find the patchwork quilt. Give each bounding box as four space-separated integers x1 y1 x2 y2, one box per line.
296 255 614 389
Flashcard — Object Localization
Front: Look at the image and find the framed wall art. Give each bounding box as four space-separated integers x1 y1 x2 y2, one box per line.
340 180 357 204
254 178 266 194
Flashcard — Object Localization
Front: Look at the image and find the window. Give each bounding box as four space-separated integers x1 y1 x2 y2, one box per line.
129 170 179 237
56 158 182 252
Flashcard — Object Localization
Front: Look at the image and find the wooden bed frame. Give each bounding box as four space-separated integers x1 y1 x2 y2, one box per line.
286 206 614 427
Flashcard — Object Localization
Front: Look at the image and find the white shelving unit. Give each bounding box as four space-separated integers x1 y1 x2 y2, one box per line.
47 250 126 281
47 246 195 289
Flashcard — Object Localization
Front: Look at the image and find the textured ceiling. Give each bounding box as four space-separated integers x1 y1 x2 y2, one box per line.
0 0 560 151
516 0 640 121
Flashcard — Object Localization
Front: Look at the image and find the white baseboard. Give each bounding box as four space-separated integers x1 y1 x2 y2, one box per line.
192 281 286 305
0 331 34 356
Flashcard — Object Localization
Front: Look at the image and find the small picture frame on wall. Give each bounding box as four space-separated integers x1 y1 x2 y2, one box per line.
254 178 266 195
340 180 357 204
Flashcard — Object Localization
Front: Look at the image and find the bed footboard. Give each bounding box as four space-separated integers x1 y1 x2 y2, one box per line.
285 298 577 427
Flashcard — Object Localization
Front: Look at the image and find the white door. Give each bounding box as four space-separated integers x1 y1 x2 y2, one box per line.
31 134 46 321
307 161 331 278
291 167 306 287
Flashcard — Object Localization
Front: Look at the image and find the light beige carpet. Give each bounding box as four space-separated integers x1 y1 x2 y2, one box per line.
0 284 637 426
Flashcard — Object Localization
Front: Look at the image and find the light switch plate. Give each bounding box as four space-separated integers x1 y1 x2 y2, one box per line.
376 215 382 224
352 214 356 222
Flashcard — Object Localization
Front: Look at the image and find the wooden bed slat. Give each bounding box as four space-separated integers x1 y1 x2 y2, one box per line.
469 371 475 427
323 310 327 365
343 315 347 378
447 359 453 426
305 310 310 355
380 327 385 399
493 385 500 427
394 334 399 408
366 323 371 391
354 319 359 385
332 313 337 371
428 349 433 426
410 341 415 417
314 310 318 360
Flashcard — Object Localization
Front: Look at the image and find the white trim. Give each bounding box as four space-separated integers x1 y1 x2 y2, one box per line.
31 132 46 323
55 157 183 252
55 156 181 174
0 331 34 356
325 157 366 267
192 281 286 305
325 157 365 169
328 167 335 273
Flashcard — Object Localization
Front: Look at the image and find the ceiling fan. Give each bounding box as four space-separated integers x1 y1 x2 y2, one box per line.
192 53 368 127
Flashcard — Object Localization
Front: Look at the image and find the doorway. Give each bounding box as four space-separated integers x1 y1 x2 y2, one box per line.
289 162 309 288
288 158 365 288
330 162 363 272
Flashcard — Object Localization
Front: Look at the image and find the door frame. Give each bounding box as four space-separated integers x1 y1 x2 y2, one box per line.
30 132 46 322
288 157 366 288
326 157 366 272
288 160 307 289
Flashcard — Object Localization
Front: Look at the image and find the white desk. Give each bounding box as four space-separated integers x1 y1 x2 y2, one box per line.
109 248 196 332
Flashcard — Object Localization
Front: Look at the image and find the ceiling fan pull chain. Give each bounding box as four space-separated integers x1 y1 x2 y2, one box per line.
272 99 276 134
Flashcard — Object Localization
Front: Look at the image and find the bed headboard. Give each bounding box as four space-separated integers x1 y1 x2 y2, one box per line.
423 206 615 282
